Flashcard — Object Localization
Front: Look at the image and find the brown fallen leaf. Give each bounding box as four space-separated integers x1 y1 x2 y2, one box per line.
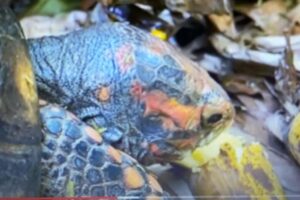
208 13 238 38
210 33 281 75
238 0 290 35
274 35 300 114
165 0 233 15
287 4 300 35
81 0 97 10
222 74 262 96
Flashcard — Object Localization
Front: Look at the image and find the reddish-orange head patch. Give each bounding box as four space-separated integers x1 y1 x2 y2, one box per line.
140 90 202 131
97 86 110 102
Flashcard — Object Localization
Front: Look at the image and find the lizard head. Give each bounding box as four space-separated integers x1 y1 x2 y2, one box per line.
55 24 234 165
123 35 235 164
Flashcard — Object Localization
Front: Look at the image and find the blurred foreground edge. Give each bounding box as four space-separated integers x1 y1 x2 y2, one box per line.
0 197 116 200
0 198 117 200
0 7 42 197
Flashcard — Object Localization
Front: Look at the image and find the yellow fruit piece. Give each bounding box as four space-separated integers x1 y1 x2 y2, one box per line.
176 126 286 200
177 127 244 168
151 29 168 41
288 113 300 164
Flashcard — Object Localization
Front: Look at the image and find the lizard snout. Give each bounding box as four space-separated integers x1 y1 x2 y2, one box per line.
197 100 235 146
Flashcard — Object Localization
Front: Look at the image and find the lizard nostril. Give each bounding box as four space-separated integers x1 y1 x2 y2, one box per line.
206 113 223 124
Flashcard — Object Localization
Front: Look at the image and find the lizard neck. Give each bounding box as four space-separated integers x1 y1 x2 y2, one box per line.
28 36 71 105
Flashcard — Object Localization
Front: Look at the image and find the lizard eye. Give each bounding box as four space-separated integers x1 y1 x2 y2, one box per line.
206 113 223 124
201 103 227 128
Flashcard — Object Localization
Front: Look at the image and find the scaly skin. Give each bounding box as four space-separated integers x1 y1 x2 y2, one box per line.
40 104 167 198
28 22 234 165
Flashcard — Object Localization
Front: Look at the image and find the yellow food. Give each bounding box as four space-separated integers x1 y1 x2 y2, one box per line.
176 126 286 200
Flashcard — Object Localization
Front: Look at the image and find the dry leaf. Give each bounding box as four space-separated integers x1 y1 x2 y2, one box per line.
20 11 88 38
208 14 238 38
211 34 282 68
249 0 290 35
287 4 300 35
222 75 262 96
165 0 233 15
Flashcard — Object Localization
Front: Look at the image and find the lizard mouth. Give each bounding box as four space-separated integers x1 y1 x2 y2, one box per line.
145 116 233 164
139 89 234 149
130 86 234 163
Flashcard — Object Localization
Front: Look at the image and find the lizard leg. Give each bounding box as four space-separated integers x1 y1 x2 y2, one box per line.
39 104 169 199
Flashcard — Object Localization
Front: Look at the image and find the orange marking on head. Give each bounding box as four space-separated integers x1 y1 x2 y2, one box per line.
147 175 163 193
124 166 145 189
141 90 168 116
85 126 103 144
108 146 122 164
131 81 144 99
140 90 202 130
97 86 110 102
